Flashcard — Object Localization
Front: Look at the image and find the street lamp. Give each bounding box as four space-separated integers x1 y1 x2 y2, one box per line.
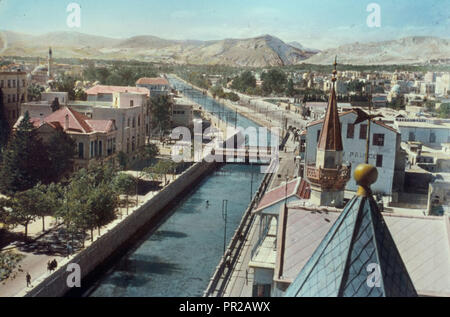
222 199 228 254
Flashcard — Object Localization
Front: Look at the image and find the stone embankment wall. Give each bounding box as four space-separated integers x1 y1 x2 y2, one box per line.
24 160 217 297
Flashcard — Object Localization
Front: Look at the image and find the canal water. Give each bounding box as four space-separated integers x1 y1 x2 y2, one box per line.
83 78 268 297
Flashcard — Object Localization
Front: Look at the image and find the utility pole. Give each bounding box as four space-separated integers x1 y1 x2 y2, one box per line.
250 164 254 202
222 200 228 254
365 95 372 164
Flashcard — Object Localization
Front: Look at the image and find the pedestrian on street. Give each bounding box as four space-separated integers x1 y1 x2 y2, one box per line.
26 272 31 288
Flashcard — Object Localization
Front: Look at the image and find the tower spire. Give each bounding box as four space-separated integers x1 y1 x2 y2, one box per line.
317 56 343 151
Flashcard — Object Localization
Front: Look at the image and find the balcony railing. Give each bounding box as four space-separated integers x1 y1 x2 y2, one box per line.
306 163 351 191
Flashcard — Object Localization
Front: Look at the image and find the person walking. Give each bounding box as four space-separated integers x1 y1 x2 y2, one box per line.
26 272 31 288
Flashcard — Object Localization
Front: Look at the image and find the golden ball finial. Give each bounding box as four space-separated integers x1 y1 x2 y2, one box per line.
354 164 378 196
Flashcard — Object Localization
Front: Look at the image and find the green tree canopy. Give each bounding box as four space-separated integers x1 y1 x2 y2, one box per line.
47 129 77 183
261 69 287 95
151 95 172 136
0 112 51 195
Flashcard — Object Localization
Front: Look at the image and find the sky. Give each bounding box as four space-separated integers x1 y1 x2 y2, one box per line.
0 0 448 49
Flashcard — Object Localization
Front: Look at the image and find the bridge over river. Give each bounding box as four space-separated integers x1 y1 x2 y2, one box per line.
76 77 272 297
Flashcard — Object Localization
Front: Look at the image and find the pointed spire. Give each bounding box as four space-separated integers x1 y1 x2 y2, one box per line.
317 57 343 151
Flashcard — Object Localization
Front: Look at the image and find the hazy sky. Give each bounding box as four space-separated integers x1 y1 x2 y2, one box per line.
0 0 448 49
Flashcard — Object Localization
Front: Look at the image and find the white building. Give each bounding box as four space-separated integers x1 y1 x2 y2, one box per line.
436 74 450 96
305 110 405 197
395 118 450 145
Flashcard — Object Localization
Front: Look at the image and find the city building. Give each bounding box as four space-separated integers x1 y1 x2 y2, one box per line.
136 77 171 97
395 118 450 146
0 70 28 128
305 111 405 199
172 96 194 128
15 107 118 170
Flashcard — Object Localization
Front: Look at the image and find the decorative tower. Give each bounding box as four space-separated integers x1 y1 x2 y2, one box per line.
47 47 53 79
306 57 350 207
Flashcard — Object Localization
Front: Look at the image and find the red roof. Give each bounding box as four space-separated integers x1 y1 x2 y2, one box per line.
30 107 115 134
136 77 170 86
307 110 399 134
86 85 150 97
318 87 343 151
254 178 311 213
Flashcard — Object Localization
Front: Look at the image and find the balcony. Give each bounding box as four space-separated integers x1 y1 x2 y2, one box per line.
306 163 351 191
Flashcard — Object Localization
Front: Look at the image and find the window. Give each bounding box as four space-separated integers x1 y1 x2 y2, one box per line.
130 100 134 107
90 141 94 158
7 80 11 88
78 143 84 159
359 124 368 140
132 117 136 128
373 134 385 146
127 118 131 127
430 133 436 143
12 80 16 88
409 132 415 142
0 80 3 88
317 130 321 142
347 124 355 139
376 154 383 168
99 141 103 157
7 95 11 103
138 115 141 127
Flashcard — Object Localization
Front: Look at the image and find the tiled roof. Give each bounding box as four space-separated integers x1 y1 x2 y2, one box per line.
254 178 310 213
86 85 150 96
284 194 418 297
317 87 343 151
28 107 115 134
308 110 399 134
136 77 170 86
277 208 450 296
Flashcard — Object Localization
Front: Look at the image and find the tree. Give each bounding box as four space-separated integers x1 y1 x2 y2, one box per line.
117 151 128 170
50 97 60 112
262 69 287 95
87 183 118 237
113 173 136 215
150 95 172 138
141 142 160 161
46 129 77 182
146 160 177 185
54 75 78 100
0 88 10 154
0 112 51 195
9 188 41 238
286 79 296 97
33 183 63 232
231 71 256 93
27 83 44 102
439 103 450 119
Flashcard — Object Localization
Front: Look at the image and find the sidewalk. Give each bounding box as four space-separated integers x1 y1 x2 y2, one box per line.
0 183 164 297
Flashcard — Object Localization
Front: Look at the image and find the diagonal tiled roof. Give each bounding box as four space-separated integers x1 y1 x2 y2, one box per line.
285 194 417 297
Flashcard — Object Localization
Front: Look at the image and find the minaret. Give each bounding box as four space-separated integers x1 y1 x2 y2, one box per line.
47 47 53 79
306 57 350 207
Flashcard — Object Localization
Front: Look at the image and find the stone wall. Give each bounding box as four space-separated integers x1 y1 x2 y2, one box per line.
24 160 217 297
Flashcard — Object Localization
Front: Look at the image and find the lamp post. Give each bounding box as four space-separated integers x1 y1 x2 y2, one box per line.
222 199 228 254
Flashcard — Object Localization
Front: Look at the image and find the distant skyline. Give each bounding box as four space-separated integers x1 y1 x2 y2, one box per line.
0 0 448 49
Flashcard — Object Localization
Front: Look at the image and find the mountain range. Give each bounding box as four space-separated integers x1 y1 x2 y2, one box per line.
0 31 449 67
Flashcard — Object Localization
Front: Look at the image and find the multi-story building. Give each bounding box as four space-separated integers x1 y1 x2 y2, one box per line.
136 77 171 97
305 111 405 198
0 70 28 128
15 107 117 170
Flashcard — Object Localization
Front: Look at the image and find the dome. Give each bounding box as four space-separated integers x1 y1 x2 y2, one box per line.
32 65 48 74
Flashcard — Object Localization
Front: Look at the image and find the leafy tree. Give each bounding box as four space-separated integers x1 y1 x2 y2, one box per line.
33 183 63 232
145 160 177 185
286 79 296 97
151 95 172 137
9 188 41 237
439 103 450 119
0 88 10 154
51 98 60 112
0 112 51 195
142 143 160 161
46 129 77 182
27 83 44 101
114 173 136 215
117 151 128 170
54 75 79 100
262 69 287 95
87 183 118 237
231 71 256 93
348 80 365 93
74 89 87 101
